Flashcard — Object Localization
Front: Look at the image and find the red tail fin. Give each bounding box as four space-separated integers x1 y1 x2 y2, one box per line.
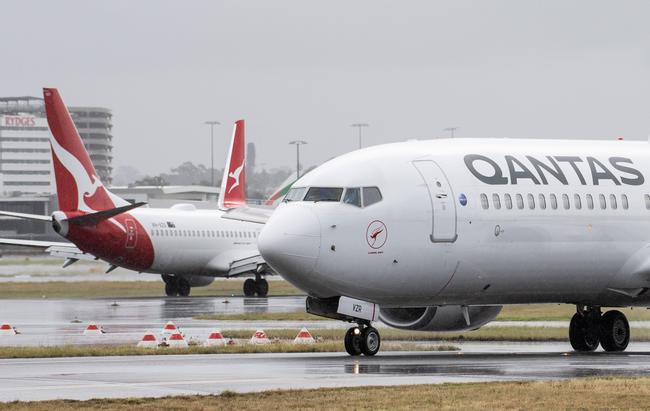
218 120 247 209
43 88 127 212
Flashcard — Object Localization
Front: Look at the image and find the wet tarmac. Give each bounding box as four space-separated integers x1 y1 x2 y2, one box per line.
0 296 323 346
3 347 650 401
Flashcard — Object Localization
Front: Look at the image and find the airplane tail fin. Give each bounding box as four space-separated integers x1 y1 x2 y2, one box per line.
43 88 128 212
218 120 246 210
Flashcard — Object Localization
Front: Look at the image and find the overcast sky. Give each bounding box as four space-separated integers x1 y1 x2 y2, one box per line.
2 1 649 175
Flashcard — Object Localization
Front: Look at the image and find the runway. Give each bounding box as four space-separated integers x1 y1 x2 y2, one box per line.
3 345 650 402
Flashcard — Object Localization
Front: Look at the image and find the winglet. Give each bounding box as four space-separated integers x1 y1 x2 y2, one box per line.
218 120 246 210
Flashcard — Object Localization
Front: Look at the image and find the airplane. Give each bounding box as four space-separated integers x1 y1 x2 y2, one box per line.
0 88 273 297
258 137 650 355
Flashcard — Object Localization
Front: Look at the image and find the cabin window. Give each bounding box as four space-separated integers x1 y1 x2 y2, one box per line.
304 187 344 202
492 194 501 210
480 193 489 209
538 194 546 210
574 194 582 210
516 194 524 209
362 187 383 207
599 194 606 209
527 193 535 209
504 194 513 209
610 194 618 210
284 187 306 202
621 194 629 210
550 194 558 210
562 194 570 210
586 194 594 210
343 188 361 207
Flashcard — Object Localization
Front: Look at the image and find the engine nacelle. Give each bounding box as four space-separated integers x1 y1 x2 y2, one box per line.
51 211 69 237
180 275 215 287
379 305 502 332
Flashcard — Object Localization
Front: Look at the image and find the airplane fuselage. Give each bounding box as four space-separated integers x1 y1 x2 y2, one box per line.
259 138 650 308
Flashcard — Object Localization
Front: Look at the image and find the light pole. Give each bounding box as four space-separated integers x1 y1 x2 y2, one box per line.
350 123 369 149
289 140 307 178
204 121 221 186
443 126 459 138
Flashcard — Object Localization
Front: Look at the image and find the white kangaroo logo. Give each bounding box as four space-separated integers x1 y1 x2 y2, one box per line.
228 162 244 194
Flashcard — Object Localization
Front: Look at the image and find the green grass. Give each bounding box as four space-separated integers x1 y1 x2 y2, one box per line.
5 378 650 410
0 280 303 299
0 341 458 359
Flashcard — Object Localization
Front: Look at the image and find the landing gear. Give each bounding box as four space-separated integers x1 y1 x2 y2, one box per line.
344 325 380 356
569 306 630 352
243 275 269 297
599 310 629 352
162 275 191 297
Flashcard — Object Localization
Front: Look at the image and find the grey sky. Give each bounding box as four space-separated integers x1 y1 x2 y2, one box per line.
2 1 649 175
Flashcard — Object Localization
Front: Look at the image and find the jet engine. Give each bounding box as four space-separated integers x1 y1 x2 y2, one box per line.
378 305 502 331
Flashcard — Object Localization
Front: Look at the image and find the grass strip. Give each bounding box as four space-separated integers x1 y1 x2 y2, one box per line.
4 377 650 410
0 341 457 359
0 280 303 299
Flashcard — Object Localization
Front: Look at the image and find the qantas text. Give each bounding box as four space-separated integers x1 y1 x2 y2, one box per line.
464 154 644 186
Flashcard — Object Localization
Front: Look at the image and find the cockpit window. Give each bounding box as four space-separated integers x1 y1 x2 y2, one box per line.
284 187 306 202
343 187 361 207
304 187 344 202
362 187 382 207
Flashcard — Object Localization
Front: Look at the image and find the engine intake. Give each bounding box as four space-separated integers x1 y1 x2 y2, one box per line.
379 305 502 332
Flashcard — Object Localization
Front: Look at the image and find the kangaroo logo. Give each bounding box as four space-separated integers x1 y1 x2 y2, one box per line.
366 220 388 249
228 162 244 194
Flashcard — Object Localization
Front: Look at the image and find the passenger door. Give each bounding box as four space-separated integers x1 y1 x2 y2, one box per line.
412 160 457 242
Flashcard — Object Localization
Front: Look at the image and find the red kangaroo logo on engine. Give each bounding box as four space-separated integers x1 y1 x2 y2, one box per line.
366 220 387 250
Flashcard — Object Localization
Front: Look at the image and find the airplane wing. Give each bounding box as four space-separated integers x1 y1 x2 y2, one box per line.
0 238 96 261
0 211 52 222
205 249 272 277
220 206 273 224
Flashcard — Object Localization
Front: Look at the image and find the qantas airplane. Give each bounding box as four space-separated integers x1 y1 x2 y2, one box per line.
258 137 650 355
0 88 273 297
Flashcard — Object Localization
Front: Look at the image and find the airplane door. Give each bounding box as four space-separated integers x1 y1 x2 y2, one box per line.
412 160 457 242
125 219 137 248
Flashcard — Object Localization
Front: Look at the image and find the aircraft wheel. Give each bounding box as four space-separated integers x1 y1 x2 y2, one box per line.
599 310 629 352
344 327 362 356
255 279 269 297
161 274 174 284
165 280 178 297
361 326 381 356
569 312 599 352
243 279 256 297
177 278 191 297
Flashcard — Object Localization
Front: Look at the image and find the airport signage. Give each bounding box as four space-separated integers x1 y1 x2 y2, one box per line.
3 116 36 127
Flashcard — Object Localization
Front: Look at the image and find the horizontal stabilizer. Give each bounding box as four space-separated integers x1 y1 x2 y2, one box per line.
66 202 147 226
220 207 272 224
0 238 72 248
0 211 52 222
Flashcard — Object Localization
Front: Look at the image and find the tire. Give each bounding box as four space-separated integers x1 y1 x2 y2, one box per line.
161 274 174 285
177 279 191 297
599 310 629 352
344 327 362 356
255 279 269 297
243 279 256 297
361 326 381 356
165 281 178 297
569 313 599 352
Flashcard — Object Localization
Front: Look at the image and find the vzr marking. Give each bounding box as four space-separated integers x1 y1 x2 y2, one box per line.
464 154 644 186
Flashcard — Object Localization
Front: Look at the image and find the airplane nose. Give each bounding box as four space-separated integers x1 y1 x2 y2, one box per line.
258 205 321 285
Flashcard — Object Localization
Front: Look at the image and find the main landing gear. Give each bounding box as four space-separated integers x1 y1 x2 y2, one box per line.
162 275 191 297
569 306 630 352
344 324 381 356
243 273 269 297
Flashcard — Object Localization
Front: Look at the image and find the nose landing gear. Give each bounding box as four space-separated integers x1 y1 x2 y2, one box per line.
344 325 381 356
569 306 629 352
